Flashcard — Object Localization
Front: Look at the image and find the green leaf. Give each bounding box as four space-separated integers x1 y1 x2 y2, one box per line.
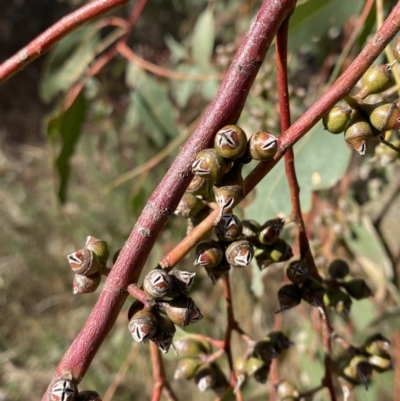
349 298 376 332
40 24 101 103
46 94 86 203
164 34 188 64
289 0 363 53
192 5 215 72
245 122 351 221
125 63 179 147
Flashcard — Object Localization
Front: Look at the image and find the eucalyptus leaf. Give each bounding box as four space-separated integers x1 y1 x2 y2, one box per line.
192 5 215 72
245 122 351 222
46 93 86 203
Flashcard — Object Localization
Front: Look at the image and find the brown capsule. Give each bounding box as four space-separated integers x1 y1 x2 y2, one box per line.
276 283 302 313
143 269 174 300
214 213 243 242
77 391 102 401
128 309 157 343
356 64 393 100
174 193 205 219
67 248 102 276
241 219 261 243
258 217 285 245
323 105 352 134
344 112 375 155
327 259 350 279
158 297 203 327
151 310 176 353
367 102 400 132
194 239 224 268
225 239 254 267
174 337 211 358
169 270 196 296
301 279 325 307
73 272 101 295
49 379 78 401
192 148 229 183
286 259 311 284
214 125 248 160
213 163 244 214
174 358 201 380
205 258 231 284
85 236 110 265
341 278 373 300
249 130 278 160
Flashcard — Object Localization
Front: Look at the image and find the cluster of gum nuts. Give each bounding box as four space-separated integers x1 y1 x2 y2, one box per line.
323 37 400 156
175 124 278 223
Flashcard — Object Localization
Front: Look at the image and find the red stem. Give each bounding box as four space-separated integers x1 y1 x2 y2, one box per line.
0 0 130 84
41 1 297 399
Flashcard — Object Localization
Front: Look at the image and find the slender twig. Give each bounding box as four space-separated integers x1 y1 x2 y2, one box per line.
0 0 130 84
41 2 298 399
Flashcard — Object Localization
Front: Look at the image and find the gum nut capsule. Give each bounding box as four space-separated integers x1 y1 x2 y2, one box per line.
213 163 244 213
301 279 325 307
368 352 393 373
67 248 101 276
276 380 299 401
253 362 270 384
214 213 243 242
263 239 294 264
174 358 201 380
344 113 375 155
323 105 352 134
344 356 373 389
214 125 248 159
286 259 311 284
205 259 231 284
194 364 217 392
186 175 211 199
225 240 254 267
341 278 373 300
363 334 390 356
323 288 352 316
143 269 174 299
258 217 285 245
368 102 400 131
241 219 261 243
50 379 78 401
174 193 205 219
192 148 228 183
174 337 211 357
327 259 350 279
254 340 278 361
76 391 102 401
265 331 293 354
276 284 302 313
194 239 224 268
255 248 273 270
169 270 196 296
393 37 400 63
245 356 265 376
85 236 110 265
127 300 143 321
151 311 176 353
357 64 393 100
158 297 203 327
249 130 278 160
128 309 157 343
73 272 101 294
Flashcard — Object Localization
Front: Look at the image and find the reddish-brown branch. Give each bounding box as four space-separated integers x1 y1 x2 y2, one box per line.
275 17 318 277
41 1 297 399
0 0 130 84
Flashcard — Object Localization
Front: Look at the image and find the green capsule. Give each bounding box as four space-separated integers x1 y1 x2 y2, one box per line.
344 112 375 156
249 130 278 161
174 193 205 219
174 337 211 357
174 358 201 380
214 125 248 160
85 236 110 265
323 105 352 134
194 239 224 268
356 64 393 100
186 175 211 199
192 148 229 183
276 380 299 401
262 239 293 266
258 217 285 245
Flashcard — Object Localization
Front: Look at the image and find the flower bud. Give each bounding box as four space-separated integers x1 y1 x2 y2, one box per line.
327 259 350 279
249 130 278 160
276 283 301 313
158 297 203 327
194 239 224 268
214 125 248 160
286 259 311 284
225 239 254 267
341 278 373 300
85 236 109 265
67 248 101 276
356 64 393 99
214 213 243 242
192 148 229 183
174 358 201 380
301 279 325 307
174 193 205 218
323 105 352 134
128 309 157 343
73 272 101 294
143 269 174 300
258 217 285 245
49 379 78 401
